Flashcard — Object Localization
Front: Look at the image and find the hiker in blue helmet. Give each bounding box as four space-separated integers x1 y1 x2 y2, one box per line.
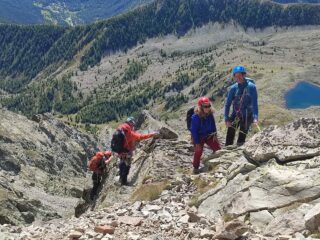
232 66 246 75
224 65 259 146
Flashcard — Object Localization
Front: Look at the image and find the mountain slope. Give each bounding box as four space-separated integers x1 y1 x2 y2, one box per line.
0 0 44 24
274 0 320 3
0 0 152 25
0 108 100 225
0 0 320 131
1 116 320 239
1 0 320 93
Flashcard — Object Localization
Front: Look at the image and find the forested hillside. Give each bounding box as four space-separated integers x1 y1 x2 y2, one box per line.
1 0 320 123
0 0 151 25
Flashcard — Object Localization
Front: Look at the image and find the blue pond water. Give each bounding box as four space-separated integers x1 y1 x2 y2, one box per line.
285 81 320 109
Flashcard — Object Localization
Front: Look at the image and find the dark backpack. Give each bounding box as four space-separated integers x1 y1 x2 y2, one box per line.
186 107 195 131
111 129 127 153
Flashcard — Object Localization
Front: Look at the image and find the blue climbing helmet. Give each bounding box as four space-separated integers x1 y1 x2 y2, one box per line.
126 116 136 126
232 66 246 76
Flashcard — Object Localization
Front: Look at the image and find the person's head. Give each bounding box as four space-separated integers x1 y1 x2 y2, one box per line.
232 66 246 84
126 116 136 128
196 97 213 117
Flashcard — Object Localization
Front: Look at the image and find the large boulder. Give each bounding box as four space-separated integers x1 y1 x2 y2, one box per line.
304 203 320 233
244 118 320 164
198 119 320 237
136 110 178 139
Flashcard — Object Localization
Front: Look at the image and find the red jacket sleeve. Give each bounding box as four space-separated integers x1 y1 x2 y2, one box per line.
130 131 156 142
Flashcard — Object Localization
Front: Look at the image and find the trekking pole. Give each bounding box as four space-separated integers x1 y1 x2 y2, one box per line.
253 122 261 132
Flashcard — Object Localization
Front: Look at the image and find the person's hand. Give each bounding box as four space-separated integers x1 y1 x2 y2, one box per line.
225 121 231 128
153 132 160 138
105 159 112 165
252 119 261 132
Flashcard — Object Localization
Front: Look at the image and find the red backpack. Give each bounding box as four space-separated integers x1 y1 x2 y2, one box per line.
88 152 111 172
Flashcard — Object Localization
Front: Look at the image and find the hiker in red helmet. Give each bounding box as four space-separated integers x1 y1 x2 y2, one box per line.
112 117 158 185
190 97 221 174
88 151 112 200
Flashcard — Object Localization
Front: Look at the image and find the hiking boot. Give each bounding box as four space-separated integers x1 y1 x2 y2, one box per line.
120 176 129 186
236 142 245 147
193 168 200 174
121 180 129 186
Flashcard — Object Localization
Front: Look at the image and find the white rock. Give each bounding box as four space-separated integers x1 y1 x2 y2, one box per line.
132 201 143 211
116 209 128 216
304 203 320 232
143 205 162 212
178 215 190 224
128 232 140 240
158 210 173 223
250 210 274 230
200 229 215 238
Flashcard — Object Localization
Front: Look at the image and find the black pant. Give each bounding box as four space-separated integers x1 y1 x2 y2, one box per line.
119 158 131 185
90 172 102 200
226 115 253 146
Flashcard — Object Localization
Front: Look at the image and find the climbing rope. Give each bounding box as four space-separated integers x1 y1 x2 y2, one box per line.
228 116 261 135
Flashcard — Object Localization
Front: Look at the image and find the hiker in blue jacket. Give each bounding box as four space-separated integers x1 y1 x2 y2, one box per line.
224 66 259 146
191 97 221 174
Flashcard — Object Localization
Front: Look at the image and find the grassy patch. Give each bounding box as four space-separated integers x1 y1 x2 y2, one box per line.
193 177 210 193
25 150 40 159
260 103 294 126
188 177 220 208
310 233 320 239
193 176 219 194
223 213 236 222
131 181 169 202
188 193 201 208
141 175 154 184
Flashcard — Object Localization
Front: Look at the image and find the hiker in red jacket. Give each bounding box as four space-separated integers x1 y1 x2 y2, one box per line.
88 151 112 200
116 117 158 185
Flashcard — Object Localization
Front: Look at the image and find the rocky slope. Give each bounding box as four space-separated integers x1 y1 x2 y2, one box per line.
0 108 100 225
1 113 320 239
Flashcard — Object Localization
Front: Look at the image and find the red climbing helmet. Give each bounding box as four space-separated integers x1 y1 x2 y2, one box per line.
96 152 104 158
198 97 210 106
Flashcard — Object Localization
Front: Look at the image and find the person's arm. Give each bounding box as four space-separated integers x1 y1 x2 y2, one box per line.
251 85 259 122
224 86 236 122
130 131 156 142
191 115 201 144
105 157 112 165
211 115 217 133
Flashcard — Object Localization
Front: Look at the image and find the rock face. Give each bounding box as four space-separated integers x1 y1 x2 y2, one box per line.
244 118 320 164
0 109 99 225
77 111 185 214
1 117 320 240
198 118 320 238
304 203 320 233
136 110 178 140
